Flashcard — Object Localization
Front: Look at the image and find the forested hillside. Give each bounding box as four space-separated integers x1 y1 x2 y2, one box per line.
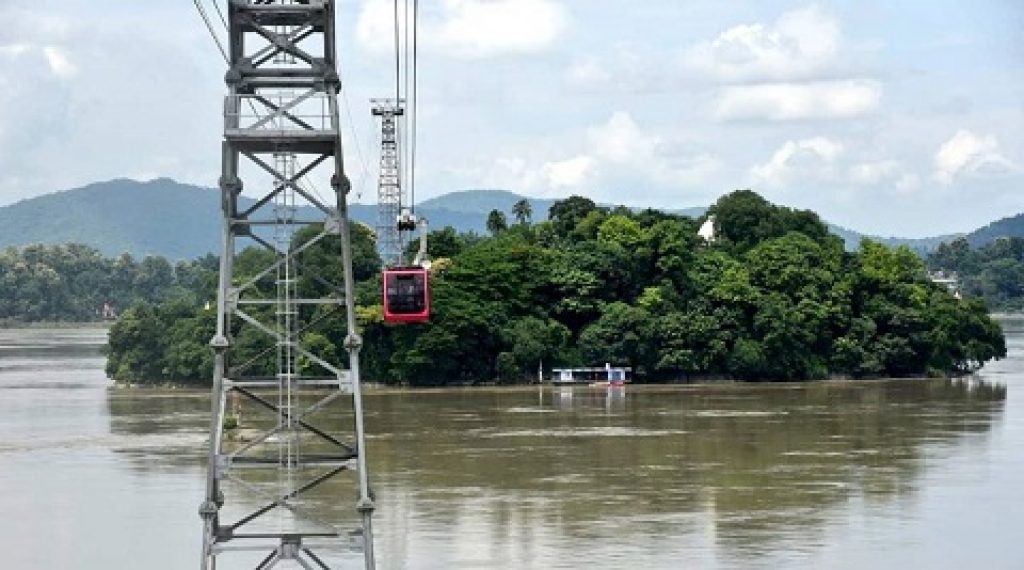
965 213 1024 247
929 237 1024 311
104 190 1005 385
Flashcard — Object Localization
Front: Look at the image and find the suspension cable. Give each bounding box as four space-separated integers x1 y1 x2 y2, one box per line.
393 0 401 107
404 0 412 212
411 0 419 214
210 0 229 30
192 0 229 64
341 92 373 201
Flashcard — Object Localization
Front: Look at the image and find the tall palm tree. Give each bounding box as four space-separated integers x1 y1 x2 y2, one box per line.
486 209 508 235
512 198 533 225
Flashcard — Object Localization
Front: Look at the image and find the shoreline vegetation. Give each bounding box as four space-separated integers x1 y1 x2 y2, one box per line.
4 310 1023 331
94 190 1006 387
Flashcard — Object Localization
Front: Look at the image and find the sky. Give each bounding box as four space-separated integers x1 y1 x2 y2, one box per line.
0 0 1021 237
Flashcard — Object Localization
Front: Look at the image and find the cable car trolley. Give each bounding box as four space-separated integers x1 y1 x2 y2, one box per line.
383 265 430 323
382 212 431 323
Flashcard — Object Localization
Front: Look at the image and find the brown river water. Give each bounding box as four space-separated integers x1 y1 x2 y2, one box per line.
0 320 1022 569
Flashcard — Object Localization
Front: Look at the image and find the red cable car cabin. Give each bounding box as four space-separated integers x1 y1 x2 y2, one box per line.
383 267 431 323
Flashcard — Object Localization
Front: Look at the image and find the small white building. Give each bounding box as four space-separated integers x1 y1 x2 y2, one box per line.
551 364 632 386
929 271 962 299
698 215 717 243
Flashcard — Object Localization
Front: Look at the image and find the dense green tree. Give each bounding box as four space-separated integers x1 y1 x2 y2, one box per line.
578 302 654 373
928 237 977 274
707 189 831 253
502 317 572 377
548 195 600 237
104 303 163 381
598 214 644 250
652 309 735 376
419 226 470 259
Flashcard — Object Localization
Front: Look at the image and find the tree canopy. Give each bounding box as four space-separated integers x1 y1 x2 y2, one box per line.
0 243 217 323
103 190 1006 385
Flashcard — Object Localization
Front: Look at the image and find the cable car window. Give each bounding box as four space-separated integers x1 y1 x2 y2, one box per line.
386 272 426 314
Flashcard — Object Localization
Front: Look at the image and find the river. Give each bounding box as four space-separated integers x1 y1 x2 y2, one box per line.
0 321 1022 569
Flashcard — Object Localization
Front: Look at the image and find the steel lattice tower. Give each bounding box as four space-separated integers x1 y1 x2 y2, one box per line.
371 99 404 267
200 1 375 568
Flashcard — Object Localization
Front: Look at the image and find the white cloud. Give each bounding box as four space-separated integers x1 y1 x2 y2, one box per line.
42 46 76 78
357 0 568 58
587 112 658 163
467 113 719 202
538 113 719 200
849 160 901 185
896 173 921 192
715 79 881 121
562 44 664 93
752 137 844 187
687 6 840 82
543 156 595 189
354 0 400 54
481 157 539 191
565 58 613 86
0 44 31 57
849 160 920 192
0 41 75 199
583 112 721 193
437 0 567 58
934 129 1015 185
1 43 76 79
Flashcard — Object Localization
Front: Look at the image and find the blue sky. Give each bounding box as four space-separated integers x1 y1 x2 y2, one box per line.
0 0 1021 236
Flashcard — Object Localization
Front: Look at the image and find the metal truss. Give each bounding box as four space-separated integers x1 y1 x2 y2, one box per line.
371 99 404 267
200 1 375 568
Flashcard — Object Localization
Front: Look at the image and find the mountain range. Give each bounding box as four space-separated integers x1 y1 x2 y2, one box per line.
0 178 1016 259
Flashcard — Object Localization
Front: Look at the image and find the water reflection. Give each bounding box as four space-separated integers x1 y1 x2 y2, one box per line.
345 379 1007 568
102 378 1010 568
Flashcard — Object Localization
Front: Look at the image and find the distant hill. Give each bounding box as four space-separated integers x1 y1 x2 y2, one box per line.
965 213 1024 247
0 179 552 258
0 178 1009 259
0 178 372 259
0 179 700 258
419 189 558 216
826 223 959 255
0 178 223 259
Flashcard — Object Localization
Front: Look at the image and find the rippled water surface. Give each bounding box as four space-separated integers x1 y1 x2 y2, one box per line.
1 321 1023 569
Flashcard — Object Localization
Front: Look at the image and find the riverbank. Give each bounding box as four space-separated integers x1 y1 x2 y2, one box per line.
111 375 983 397
0 320 113 330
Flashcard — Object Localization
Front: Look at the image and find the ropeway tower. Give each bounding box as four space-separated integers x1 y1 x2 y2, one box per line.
199 1 375 568
371 99 405 267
